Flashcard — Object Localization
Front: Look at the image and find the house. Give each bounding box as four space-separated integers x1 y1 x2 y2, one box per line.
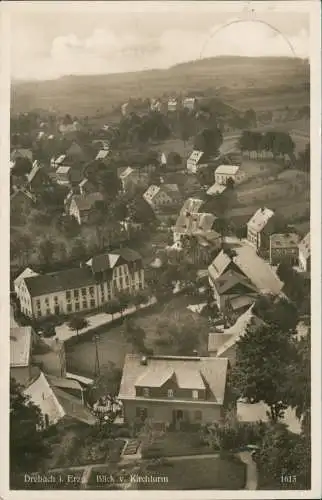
27 163 48 191
208 304 266 364
247 207 275 251
298 232 311 272
214 165 245 186
69 192 104 224
118 354 230 429
10 189 36 212
269 233 300 266
51 154 67 169
10 326 38 387
14 267 39 297
150 99 165 113
187 151 207 173
58 121 80 135
173 212 217 245
16 248 145 319
95 149 109 161
79 178 97 196
143 184 181 210
208 246 283 311
119 167 148 193
183 97 198 111
56 166 72 185
10 148 33 163
179 197 204 216
121 102 133 116
167 98 179 112
206 183 227 196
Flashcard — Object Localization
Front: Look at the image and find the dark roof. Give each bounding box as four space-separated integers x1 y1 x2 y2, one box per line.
214 269 258 294
72 192 104 211
88 247 142 273
24 268 96 297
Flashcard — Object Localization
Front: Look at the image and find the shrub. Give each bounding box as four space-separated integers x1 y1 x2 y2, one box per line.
113 428 131 438
141 445 163 459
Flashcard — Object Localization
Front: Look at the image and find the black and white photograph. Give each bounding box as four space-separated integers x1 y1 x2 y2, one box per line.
3 0 321 497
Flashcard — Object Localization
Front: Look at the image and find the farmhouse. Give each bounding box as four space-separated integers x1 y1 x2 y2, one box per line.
118 354 230 429
69 192 104 224
269 233 300 266
143 184 181 210
214 165 245 186
247 207 275 251
208 246 283 311
16 248 145 319
187 150 207 173
298 232 311 272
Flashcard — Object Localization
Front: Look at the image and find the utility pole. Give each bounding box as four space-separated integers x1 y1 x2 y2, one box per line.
93 334 101 379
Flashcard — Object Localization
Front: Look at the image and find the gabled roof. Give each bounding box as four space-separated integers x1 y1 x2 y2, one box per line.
215 164 240 176
10 189 36 203
208 250 232 280
87 247 142 273
14 267 39 286
247 207 275 232
95 150 109 160
214 269 258 295
180 197 204 216
10 327 33 367
52 154 66 165
143 185 161 203
298 232 310 259
24 372 66 423
207 183 227 196
175 212 216 235
56 166 71 175
120 166 135 179
71 192 104 212
11 148 33 161
119 355 228 404
187 150 204 165
270 232 300 248
216 304 266 357
24 267 96 297
27 163 41 183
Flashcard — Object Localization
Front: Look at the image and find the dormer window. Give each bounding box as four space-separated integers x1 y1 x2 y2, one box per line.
168 389 174 398
192 390 198 400
143 388 149 397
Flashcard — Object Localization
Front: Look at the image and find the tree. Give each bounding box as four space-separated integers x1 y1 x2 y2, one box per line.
103 298 121 320
116 291 132 317
132 290 149 309
10 378 51 483
253 294 299 332
124 318 146 352
244 108 257 128
298 142 310 172
226 177 235 190
38 238 55 266
231 324 296 422
11 157 32 177
285 329 310 421
67 315 89 337
194 127 223 158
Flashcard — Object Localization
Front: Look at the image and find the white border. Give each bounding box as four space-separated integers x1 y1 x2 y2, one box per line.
1 1 321 499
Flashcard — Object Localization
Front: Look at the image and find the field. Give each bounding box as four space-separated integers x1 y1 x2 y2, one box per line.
66 295 210 379
11 56 309 116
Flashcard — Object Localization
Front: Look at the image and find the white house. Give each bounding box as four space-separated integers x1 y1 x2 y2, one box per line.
14 267 39 297
187 151 207 173
247 207 275 251
214 165 245 185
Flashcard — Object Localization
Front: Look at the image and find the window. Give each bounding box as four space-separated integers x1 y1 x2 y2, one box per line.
194 410 202 421
82 301 87 309
143 388 149 397
37 310 42 318
67 304 72 313
81 288 87 297
54 296 58 304
167 389 174 398
75 302 80 311
192 390 198 400
45 298 49 306
46 308 51 316
90 299 95 308
125 276 129 286
100 283 104 292
89 286 95 297
74 289 79 299
66 291 71 301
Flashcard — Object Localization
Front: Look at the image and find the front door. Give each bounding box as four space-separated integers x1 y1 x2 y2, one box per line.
172 409 183 430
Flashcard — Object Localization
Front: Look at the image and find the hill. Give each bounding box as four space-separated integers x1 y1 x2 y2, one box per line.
11 56 309 116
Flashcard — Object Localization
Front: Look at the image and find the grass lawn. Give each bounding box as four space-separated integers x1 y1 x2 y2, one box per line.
66 295 210 378
141 431 214 458
139 456 246 490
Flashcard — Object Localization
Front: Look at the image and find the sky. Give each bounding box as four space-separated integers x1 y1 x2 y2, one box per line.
8 2 310 81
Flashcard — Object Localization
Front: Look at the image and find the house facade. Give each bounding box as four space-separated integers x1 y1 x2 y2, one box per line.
143 184 180 210
298 232 310 272
119 167 148 193
69 192 104 224
118 355 230 429
167 99 180 113
269 233 300 266
247 207 275 251
187 151 206 173
183 97 198 112
16 248 145 320
10 326 37 387
215 165 245 185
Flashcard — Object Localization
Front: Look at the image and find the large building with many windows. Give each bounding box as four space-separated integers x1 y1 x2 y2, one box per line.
15 248 145 320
